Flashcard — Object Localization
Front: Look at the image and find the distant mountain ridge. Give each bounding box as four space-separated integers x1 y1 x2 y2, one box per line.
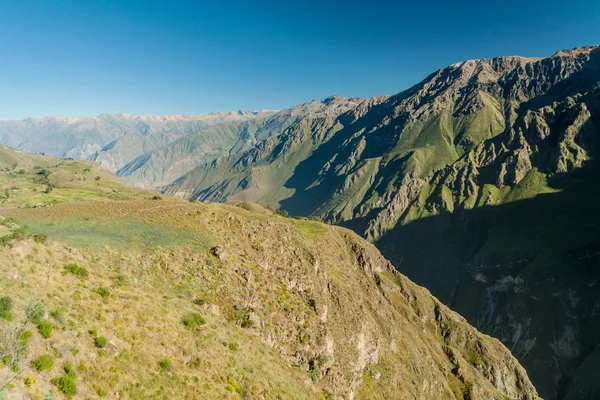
0 110 276 171
116 95 363 188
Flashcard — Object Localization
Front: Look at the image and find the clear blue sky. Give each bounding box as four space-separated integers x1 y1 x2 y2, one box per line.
0 0 598 120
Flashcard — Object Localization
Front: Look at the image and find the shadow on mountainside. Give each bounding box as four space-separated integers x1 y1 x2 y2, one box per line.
278 98 398 217
373 158 600 400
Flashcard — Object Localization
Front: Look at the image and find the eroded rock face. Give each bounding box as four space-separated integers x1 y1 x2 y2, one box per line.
0 198 539 399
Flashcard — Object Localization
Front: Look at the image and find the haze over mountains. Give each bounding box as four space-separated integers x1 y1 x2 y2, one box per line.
1 45 599 399
0 110 276 172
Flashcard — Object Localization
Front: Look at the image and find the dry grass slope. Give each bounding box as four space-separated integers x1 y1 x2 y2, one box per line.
0 146 539 399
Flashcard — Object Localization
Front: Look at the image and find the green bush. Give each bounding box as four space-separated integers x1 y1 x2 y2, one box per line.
32 354 55 371
239 314 255 329
50 309 65 323
94 336 108 348
157 359 172 371
309 365 321 383
96 287 110 299
28 302 45 324
19 330 33 347
192 298 206 306
32 233 49 243
114 274 128 287
274 209 289 217
228 342 239 351
37 320 53 339
64 263 89 279
0 226 30 246
181 313 206 329
53 375 77 397
0 296 13 321
64 361 77 379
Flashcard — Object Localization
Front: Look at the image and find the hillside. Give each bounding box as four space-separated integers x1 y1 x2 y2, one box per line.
0 111 275 172
0 146 538 399
160 46 600 399
116 96 363 189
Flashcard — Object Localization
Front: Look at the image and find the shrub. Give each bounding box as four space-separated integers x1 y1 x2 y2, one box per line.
28 302 45 323
19 330 33 347
64 361 77 378
114 274 128 287
96 387 108 397
0 296 13 321
37 320 53 339
157 359 172 371
94 336 108 348
95 176 101 181
0 226 30 247
150 195 162 200
96 287 110 299
64 263 89 279
32 233 49 243
23 376 36 387
239 314 255 329
192 298 206 306
50 309 65 323
32 354 55 371
228 342 239 351
274 209 289 217
309 365 321 383
181 313 206 329
53 375 77 397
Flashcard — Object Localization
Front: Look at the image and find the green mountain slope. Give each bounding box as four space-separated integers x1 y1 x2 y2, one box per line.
162 45 600 399
117 96 363 189
0 146 538 399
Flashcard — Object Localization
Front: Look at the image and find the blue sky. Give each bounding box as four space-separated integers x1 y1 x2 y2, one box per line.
0 0 598 119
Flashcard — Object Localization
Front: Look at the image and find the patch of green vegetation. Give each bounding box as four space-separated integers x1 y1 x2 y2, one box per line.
28 301 45 324
96 287 110 299
0 225 30 246
37 320 53 339
181 313 206 329
0 296 13 321
63 263 89 278
32 354 55 371
158 359 172 371
289 219 328 236
94 336 108 348
21 216 197 249
52 375 77 397
50 309 65 323
32 232 49 243
19 330 33 347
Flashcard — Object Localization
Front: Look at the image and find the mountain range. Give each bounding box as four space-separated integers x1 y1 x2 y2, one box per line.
1 45 599 399
0 145 537 399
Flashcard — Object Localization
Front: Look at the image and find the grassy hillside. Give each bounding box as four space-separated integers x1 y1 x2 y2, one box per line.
0 145 159 209
0 147 538 399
